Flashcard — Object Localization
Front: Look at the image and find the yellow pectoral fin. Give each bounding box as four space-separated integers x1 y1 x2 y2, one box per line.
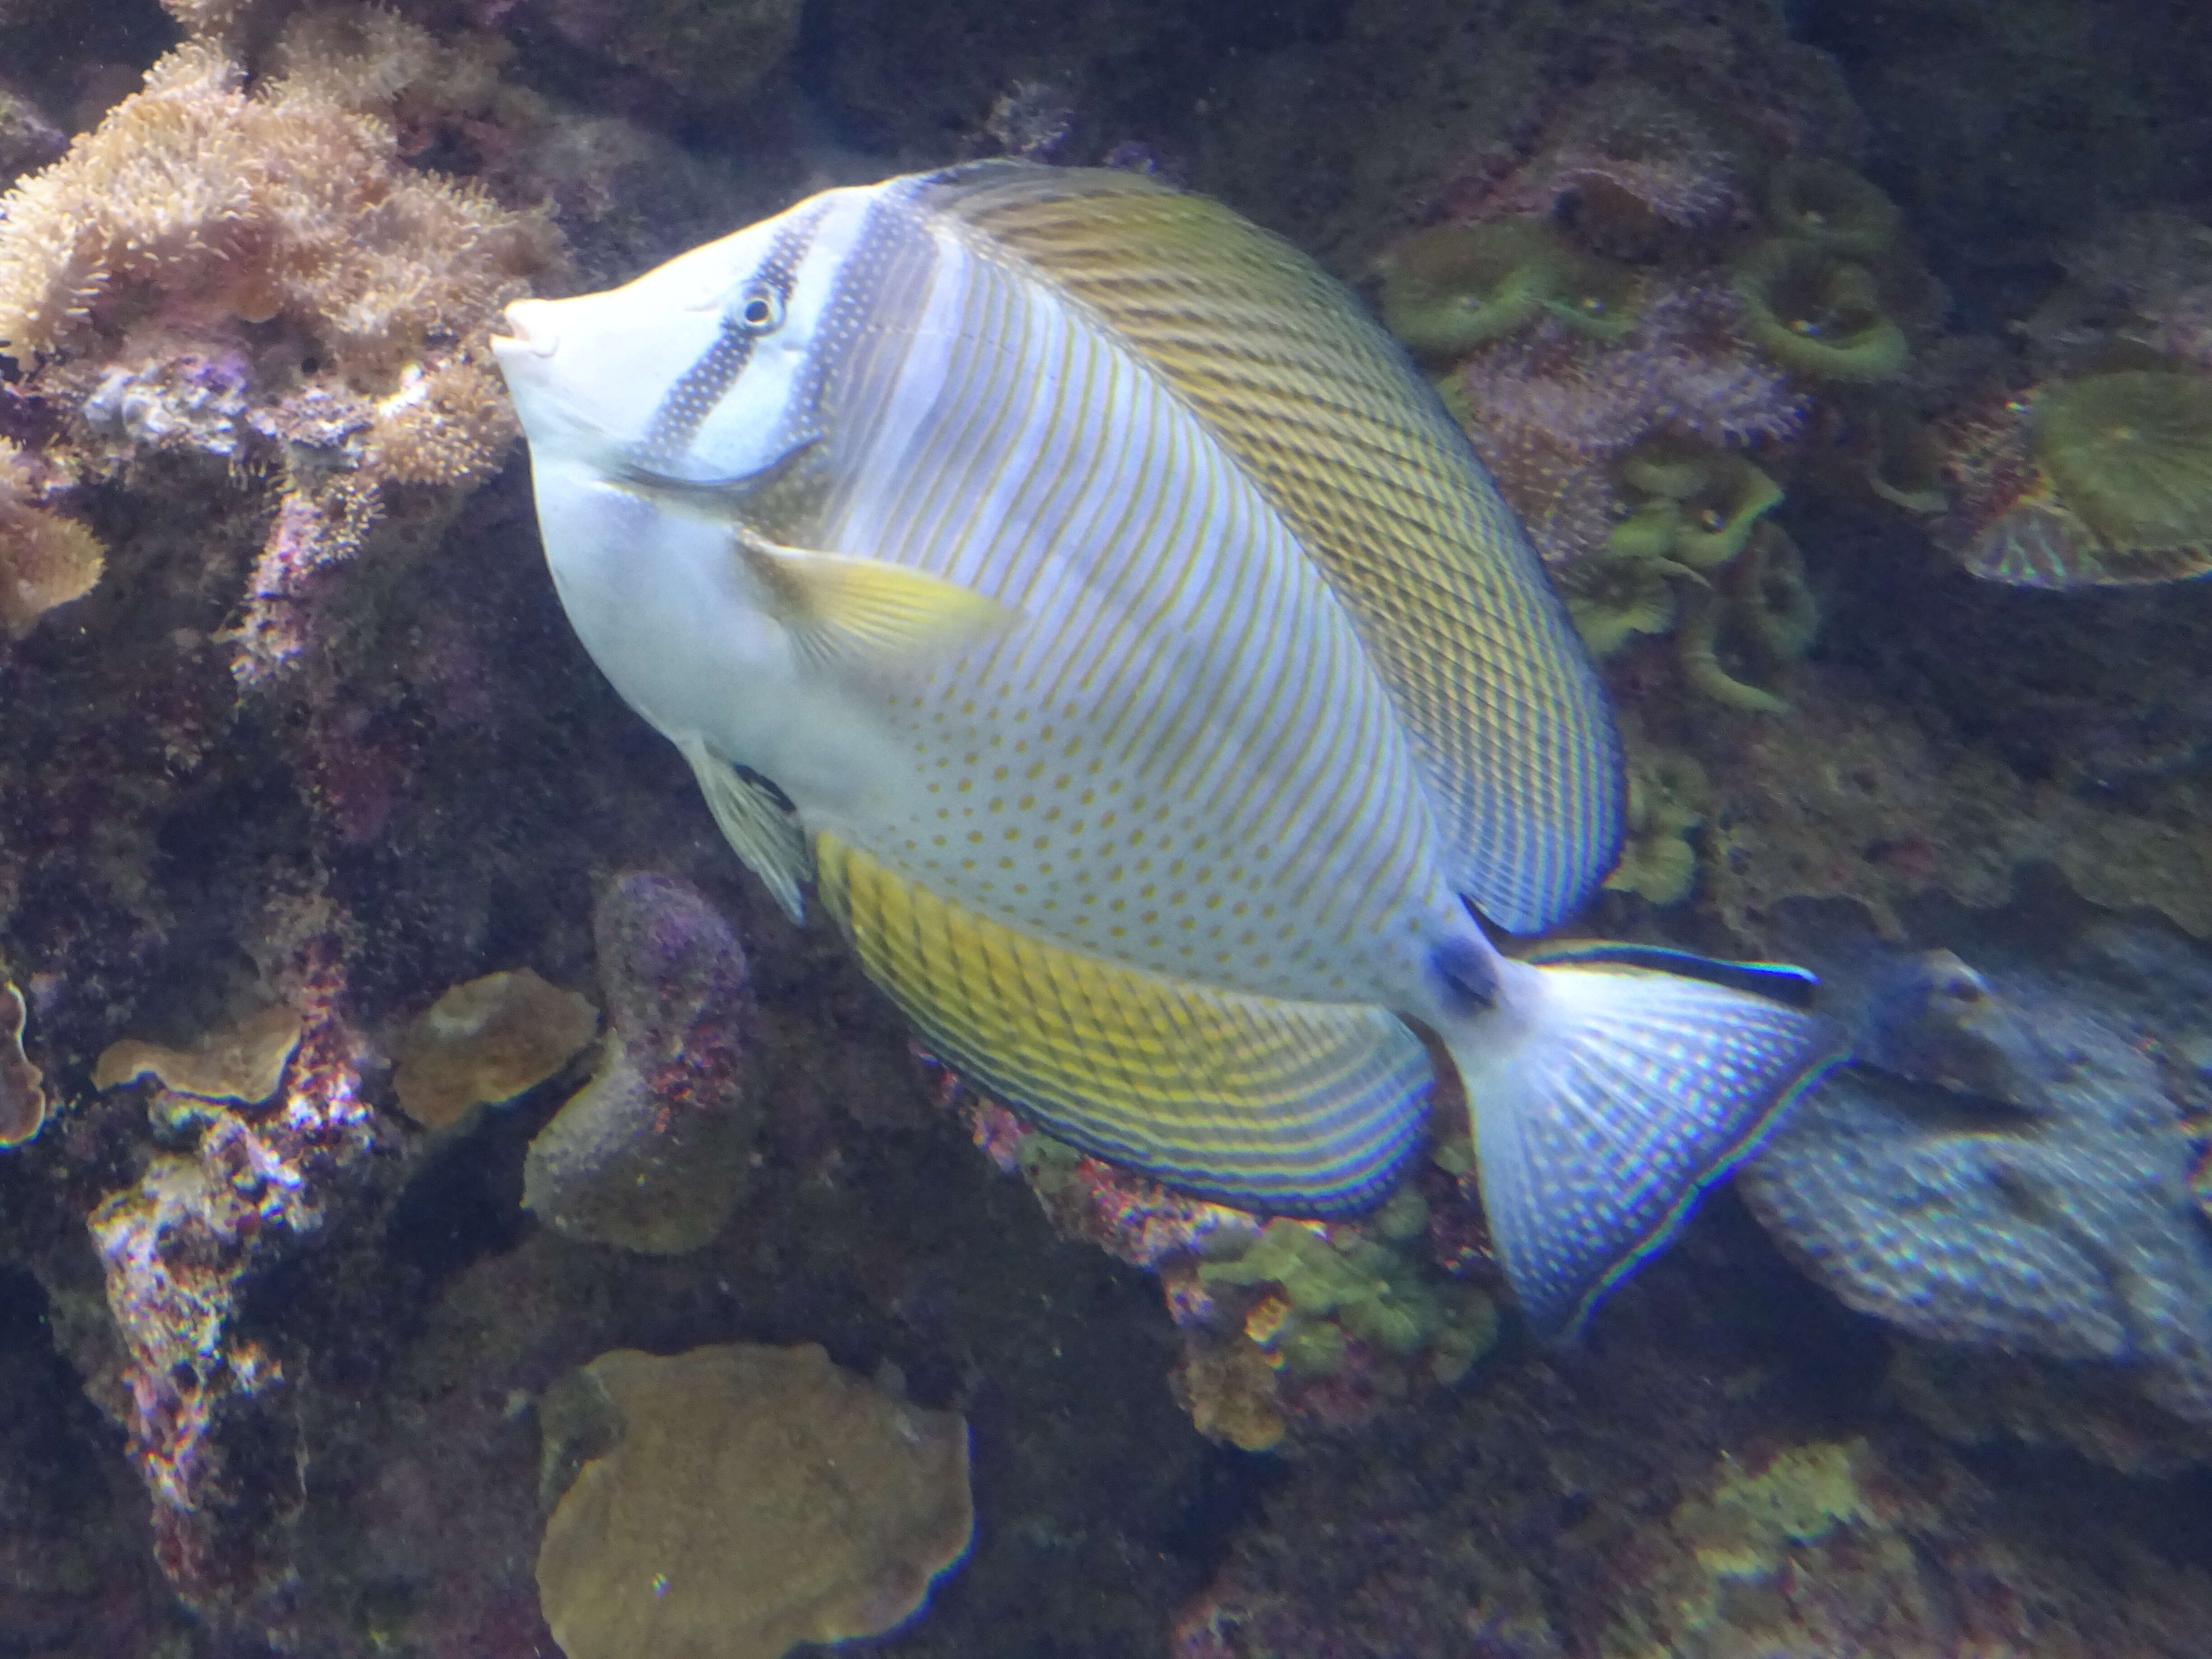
812 832 1434 1215
737 532 1021 669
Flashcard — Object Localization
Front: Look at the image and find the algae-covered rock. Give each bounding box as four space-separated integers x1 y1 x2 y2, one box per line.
523 873 759 1255
1742 922 2212 1430
536 1343 972 1659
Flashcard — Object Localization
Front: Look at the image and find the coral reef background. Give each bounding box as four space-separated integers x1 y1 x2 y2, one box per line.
2 0 2212 1655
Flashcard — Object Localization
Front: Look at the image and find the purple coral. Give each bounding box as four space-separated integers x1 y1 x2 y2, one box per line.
521 873 759 1254
1490 81 1748 237
1458 279 1808 565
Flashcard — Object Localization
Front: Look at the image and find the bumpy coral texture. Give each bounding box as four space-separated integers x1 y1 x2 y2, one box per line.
1742 927 2212 1429
522 872 763 1255
536 1342 972 1659
0 41 551 384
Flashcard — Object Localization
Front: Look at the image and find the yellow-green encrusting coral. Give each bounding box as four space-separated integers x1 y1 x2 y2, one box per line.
1604 1439 1878 1655
2033 369 2212 563
1376 220 1572 359
1765 157 1901 257
1603 749 1711 905
1734 238 1909 383
1199 1201 1497 1384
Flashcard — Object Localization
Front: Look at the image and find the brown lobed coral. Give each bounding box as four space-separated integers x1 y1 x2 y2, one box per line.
391 968 598 1129
0 439 102 641
536 1343 973 1659
0 981 43 1147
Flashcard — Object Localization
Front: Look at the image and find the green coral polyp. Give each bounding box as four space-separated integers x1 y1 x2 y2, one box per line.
1766 157 1901 257
1734 521 1819 667
1565 551 1678 657
2033 369 2212 555
1617 443 1785 571
1603 750 1711 906
1734 239 1909 382
1378 220 1570 359
1200 1217 1494 1380
1546 254 1643 342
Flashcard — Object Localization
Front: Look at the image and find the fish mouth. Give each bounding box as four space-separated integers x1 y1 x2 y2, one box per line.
491 299 560 361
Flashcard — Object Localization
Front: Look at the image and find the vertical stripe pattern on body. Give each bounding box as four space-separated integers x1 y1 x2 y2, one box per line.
904 164 1624 935
810 199 1453 1008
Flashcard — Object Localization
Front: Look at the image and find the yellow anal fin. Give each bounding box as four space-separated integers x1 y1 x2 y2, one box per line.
736 530 1020 670
814 832 1434 1214
682 740 811 923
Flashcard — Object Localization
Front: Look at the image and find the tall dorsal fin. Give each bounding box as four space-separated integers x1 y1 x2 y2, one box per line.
904 162 1624 933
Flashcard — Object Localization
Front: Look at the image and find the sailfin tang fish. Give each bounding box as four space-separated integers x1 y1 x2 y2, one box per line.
493 162 1845 1335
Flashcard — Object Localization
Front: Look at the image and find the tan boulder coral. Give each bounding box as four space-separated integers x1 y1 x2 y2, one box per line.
391 969 596 1129
536 1343 973 1659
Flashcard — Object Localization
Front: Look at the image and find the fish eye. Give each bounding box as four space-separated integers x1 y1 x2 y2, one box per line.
732 284 785 333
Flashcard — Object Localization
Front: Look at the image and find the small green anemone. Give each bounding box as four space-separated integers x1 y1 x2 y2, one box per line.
1766 157 1900 257
1377 220 1570 359
1732 521 1819 667
1735 239 1908 382
1668 521 1814 714
1564 552 1678 657
1616 442 1785 570
1547 253 1645 342
1603 748 1711 905
1857 398 1948 514
2033 369 2212 556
